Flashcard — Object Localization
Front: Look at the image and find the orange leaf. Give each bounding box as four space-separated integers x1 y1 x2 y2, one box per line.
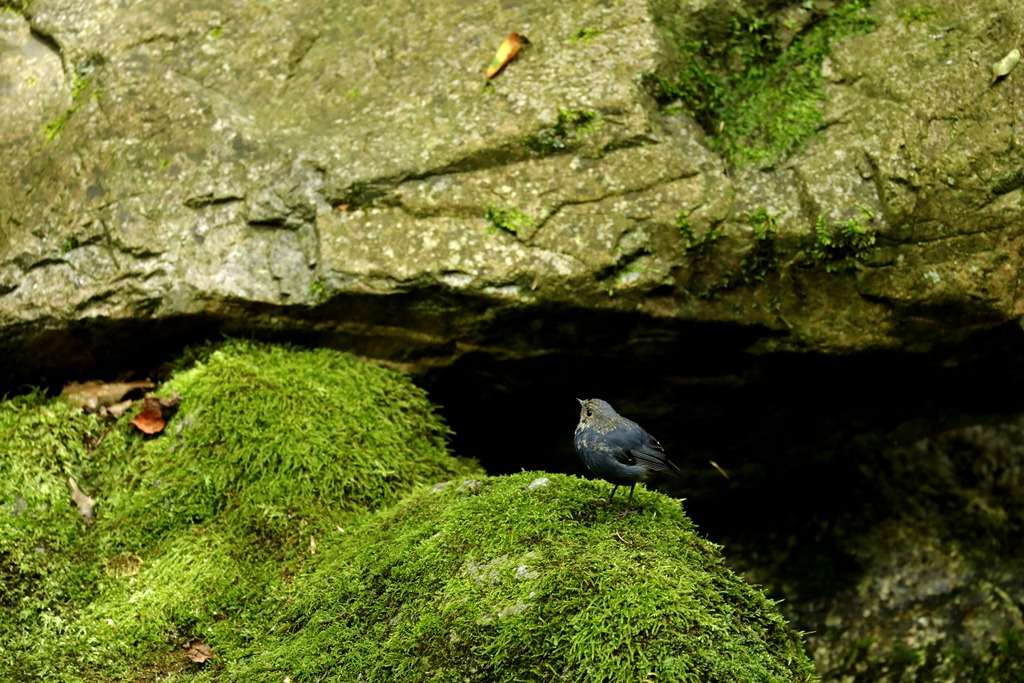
130 392 181 435
131 402 165 434
487 33 530 79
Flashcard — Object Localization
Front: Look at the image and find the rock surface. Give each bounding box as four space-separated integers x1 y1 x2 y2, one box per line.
2 0 1022 382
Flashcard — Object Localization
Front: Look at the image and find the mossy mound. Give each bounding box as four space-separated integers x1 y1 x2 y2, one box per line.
106 340 475 546
0 341 482 681
231 472 818 683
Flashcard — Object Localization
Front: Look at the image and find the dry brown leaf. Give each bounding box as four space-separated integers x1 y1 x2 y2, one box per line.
182 639 216 664
61 380 155 412
68 476 95 521
102 398 134 418
992 48 1021 83
130 391 182 435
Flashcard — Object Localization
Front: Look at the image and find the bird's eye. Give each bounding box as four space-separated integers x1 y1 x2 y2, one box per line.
586 409 592 417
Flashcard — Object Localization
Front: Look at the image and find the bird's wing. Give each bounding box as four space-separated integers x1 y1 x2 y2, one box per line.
590 429 637 466
630 441 681 477
601 423 680 475
609 448 637 466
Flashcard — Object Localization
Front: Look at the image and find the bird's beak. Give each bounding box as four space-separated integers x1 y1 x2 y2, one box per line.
576 398 585 406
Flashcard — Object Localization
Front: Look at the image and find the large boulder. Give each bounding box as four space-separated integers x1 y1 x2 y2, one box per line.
2 0 1022 383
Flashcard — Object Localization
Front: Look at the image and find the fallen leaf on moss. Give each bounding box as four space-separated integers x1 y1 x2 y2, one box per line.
103 398 134 418
68 476 95 521
183 639 216 664
61 380 155 412
130 402 165 434
131 392 182 435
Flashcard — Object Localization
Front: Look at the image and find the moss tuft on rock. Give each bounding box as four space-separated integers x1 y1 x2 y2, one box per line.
234 472 818 683
652 0 877 168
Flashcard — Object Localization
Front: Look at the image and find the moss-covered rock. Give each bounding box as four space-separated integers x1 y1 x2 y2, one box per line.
0 340 482 681
2 342 814 682
229 472 817 683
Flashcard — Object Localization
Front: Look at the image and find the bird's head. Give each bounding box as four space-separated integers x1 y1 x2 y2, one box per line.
576 398 617 428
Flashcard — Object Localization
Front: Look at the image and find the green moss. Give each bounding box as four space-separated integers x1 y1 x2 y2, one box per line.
949 629 1024 680
0 392 111 680
900 6 939 23
677 208 724 253
122 343 471 552
41 73 92 144
0 341 481 682
336 182 368 208
739 208 781 284
60 236 79 254
676 209 695 246
806 209 876 273
485 204 534 235
653 1 876 167
570 27 604 43
522 107 602 155
683 204 874 300
678 210 726 254
684 208 781 298
228 472 818 683
833 629 1024 682
2 3 31 15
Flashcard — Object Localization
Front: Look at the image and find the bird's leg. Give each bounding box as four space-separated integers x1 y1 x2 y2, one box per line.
615 483 639 518
595 485 618 506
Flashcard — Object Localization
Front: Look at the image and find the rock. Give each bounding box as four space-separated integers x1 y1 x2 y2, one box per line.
2 0 1021 384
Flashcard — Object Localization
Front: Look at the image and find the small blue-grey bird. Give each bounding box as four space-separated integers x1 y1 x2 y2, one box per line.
574 398 681 515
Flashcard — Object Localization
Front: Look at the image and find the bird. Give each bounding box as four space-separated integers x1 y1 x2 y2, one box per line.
574 398 681 516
